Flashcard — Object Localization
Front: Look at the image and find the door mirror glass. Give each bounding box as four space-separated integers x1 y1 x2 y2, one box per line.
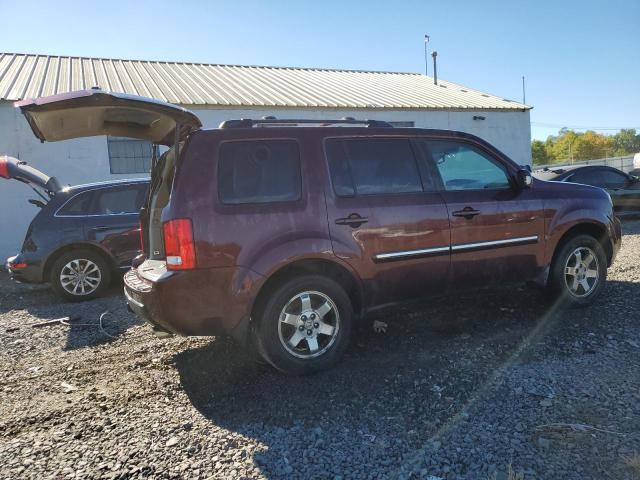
517 168 532 189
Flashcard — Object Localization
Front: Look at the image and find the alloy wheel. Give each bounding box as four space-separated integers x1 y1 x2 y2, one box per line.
564 247 600 298
60 259 102 296
277 291 340 359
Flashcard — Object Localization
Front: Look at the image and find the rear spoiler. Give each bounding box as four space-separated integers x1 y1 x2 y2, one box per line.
0 155 61 197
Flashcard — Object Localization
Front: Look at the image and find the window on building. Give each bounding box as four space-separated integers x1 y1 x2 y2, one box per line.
326 138 424 196
218 140 301 204
107 137 154 174
388 121 415 128
426 140 511 191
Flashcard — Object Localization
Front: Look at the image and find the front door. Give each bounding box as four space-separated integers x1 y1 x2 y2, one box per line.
418 138 544 289
324 137 450 308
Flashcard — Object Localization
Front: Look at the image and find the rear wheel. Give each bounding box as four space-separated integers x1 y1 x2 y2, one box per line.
254 275 353 375
50 249 111 302
548 234 607 307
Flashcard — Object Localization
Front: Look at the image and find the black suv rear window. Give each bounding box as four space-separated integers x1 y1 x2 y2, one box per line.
218 140 301 204
326 138 424 196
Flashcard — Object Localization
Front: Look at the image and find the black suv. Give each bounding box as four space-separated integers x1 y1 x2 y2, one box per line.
2 156 148 301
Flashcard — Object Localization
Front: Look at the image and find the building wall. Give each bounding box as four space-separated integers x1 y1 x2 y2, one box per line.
0 101 530 261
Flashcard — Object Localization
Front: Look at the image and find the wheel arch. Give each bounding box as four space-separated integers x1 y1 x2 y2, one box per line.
249 257 364 330
43 242 118 281
550 222 614 269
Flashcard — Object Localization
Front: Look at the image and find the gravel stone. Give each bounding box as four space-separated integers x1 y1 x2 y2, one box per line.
1 220 640 479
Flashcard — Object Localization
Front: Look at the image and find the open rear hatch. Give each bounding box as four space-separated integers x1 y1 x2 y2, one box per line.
15 89 202 258
0 155 61 200
16 89 201 146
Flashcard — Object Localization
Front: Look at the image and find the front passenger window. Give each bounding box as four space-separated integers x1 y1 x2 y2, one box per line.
427 141 511 191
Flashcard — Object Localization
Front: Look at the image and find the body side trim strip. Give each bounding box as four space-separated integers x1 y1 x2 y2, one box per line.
373 235 539 261
451 235 539 251
374 246 450 261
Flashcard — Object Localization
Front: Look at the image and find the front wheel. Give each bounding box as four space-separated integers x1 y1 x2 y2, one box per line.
548 234 607 307
254 275 353 375
50 249 111 302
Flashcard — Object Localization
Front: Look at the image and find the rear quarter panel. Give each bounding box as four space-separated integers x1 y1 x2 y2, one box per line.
167 129 334 276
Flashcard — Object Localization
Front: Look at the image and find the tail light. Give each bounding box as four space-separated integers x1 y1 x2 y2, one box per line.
163 219 196 270
138 219 144 254
0 155 9 178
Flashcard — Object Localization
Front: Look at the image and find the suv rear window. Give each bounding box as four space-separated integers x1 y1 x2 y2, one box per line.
218 140 301 204
326 138 424 196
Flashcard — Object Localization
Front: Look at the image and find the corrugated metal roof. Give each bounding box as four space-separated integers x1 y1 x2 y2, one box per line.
0 53 530 110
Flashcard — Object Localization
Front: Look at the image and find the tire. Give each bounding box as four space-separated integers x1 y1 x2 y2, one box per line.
49 249 111 302
254 275 353 375
547 234 607 307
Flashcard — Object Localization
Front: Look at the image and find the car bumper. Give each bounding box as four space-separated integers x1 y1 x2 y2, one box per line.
123 262 264 339
5 254 42 283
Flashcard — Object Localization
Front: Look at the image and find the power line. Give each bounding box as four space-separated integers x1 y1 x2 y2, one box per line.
531 122 640 131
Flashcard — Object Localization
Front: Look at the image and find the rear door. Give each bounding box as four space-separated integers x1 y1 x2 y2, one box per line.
324 137 450 307
419 139 544 289
83 183 148 268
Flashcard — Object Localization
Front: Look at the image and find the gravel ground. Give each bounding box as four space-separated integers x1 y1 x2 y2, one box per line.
1 222 640 480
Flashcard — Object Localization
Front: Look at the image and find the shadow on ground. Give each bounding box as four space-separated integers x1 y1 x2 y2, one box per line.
173 278 640 478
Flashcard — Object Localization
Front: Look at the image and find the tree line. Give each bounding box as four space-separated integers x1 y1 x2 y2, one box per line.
531 128 640 166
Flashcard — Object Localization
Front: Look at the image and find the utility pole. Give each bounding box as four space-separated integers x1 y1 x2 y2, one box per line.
424 34 430 76
522 76 526 105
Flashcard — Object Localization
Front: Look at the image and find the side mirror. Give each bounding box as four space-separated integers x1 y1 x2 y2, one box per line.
516 168 532 189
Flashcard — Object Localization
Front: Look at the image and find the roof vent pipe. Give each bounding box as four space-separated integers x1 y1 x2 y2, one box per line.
431 51 438 85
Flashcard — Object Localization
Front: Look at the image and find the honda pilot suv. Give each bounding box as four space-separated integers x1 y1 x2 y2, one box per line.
14 90 621 374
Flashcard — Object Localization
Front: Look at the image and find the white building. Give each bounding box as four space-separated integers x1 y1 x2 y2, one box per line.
0 53 531 260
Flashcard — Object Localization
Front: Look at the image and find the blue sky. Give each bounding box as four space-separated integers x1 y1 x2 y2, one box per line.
2 0 638 140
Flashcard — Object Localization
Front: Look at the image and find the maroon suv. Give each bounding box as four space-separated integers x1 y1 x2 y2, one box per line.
16 90 621 374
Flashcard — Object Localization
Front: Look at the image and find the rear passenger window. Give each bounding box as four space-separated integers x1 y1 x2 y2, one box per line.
57 191 93 216
326 139 424 196
218 140 301 204
90 184 147 215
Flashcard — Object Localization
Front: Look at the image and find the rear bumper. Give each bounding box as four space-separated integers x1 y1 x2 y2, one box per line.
5 254 43 283
123 263 264 339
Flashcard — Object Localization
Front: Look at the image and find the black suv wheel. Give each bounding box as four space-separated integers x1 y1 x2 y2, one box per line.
255 275 353 375
548 234 607 307
50 249 111 302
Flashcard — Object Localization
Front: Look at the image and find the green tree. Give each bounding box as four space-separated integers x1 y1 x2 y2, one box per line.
531 140 551 165
612 129 640 155
531 128 636 165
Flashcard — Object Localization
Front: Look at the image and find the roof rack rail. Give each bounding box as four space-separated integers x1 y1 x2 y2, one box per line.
218 117 394 129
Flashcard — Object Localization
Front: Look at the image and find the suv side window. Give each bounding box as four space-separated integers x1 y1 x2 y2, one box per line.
326 138 426 196
572 168 628 188
57 191 94 216
426 140 511 191
218 140 301 204
90 184 147 215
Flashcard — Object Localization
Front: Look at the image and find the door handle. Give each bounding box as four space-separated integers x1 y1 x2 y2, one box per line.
92 226 111 232
335 213 368 228
452 207 481 219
